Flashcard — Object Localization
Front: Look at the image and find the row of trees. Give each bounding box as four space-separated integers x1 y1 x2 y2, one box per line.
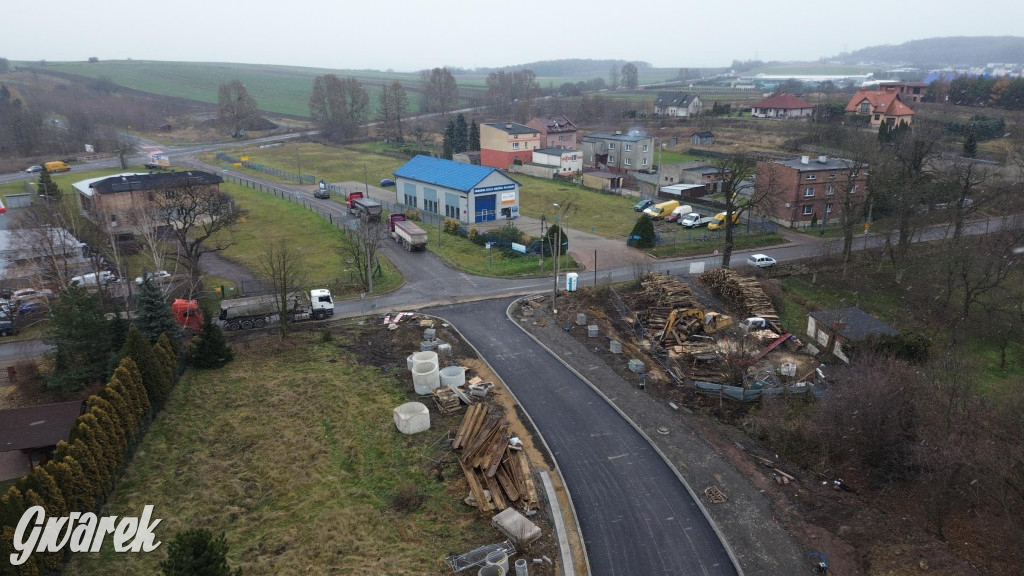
928 75 1024 109
441 113 479 159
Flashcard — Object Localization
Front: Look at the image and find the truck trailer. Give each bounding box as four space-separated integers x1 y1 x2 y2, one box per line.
388 214 428 251
348 194 382 222
218 288 334 330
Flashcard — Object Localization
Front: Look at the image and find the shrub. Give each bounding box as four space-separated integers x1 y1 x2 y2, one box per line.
443 218 462 236
404 209 421 221
493 222 525 244
468 226 484 245
629 215 657 249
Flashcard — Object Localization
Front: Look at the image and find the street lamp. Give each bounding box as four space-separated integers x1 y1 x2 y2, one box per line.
539 214 547 265
552 203 560 313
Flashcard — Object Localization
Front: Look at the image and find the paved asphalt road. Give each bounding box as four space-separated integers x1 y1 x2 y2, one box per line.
433 297 737 576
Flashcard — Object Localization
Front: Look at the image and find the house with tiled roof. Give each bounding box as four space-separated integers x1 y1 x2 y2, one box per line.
750 93 815 119
480 122 540 169
393 155 520 224
654 92 702 118
845 87 915 127
526 115 579 149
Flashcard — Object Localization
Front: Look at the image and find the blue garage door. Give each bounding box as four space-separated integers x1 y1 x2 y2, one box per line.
475 194 496 223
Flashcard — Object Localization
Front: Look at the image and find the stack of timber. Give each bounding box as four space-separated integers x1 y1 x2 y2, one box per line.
698 268 780 328
452 404 540 514
432 387 462 414
635 274 704 347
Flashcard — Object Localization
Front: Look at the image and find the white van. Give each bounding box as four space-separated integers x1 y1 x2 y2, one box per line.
70 271 116 287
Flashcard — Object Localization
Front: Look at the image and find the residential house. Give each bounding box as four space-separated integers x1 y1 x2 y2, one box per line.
526 115 579 148
654 92 703 118
750 93 815 119
480 122 540 169
756 155 868 228
581 131 655 173
0 401 84 474
845 87 915 127
807 306 898 363
690 131 714 146
872 81 929 104
393 155 521 223
74 171 224 244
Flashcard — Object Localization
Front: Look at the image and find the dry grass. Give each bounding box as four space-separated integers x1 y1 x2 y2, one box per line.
65 331 482 575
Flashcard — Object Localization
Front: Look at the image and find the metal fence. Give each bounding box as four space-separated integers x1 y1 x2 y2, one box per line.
215 153 318 185
652 218 778 246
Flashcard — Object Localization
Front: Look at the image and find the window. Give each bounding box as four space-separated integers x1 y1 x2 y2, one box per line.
826 203 833 214
874 114 880 120
512 142 520 150
860 102 870 114
609 155 615 163
571 155 577 161
827 185 835 196
642 144 649 152
806 174 816 180
558 135 565 141
513 134 519 139
424 199 438 213
608 142 615 150
851 184 858 193
642 157 648 166
625 144 632 152
404 194 417 208
802 205 814 216
625 158 632 166
829 172 836 180
445 204 460 218
804 188 815 197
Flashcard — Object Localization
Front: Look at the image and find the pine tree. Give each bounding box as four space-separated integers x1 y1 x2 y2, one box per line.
962 129 977 158
37 169 62 202
877 121 889 142
156 332 180 382
442 121 455 159
135 276 181 345
86 400 128 470
122 326 170 411
469 119 480 151
453 113 469 154
161 529 242 576
629 215 657 249
43 459 82 512
45 284 116 390
190 314 234 369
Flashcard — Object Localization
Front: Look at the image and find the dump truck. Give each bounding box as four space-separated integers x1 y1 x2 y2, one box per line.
350 196 382 222
218 288 334 331
345 191 365 209
388 214 428 251
171 299 204 335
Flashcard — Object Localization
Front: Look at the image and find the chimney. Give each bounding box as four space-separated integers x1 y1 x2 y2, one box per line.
801 156 809 164
615 130 622 135
818 155 828 164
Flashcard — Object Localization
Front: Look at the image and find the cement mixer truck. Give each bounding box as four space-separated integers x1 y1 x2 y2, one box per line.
218 288 334 330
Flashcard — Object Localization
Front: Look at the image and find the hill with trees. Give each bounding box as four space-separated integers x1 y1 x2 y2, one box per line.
833 36 1024 67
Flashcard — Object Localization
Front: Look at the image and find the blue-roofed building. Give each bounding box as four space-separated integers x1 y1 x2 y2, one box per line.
393 155 521 224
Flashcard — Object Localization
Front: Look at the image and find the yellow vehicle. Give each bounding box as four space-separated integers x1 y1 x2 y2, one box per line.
707 211 740 230
643 200 679 220
44 161 71 173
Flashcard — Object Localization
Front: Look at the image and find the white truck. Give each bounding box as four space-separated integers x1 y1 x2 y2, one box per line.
144 154 170 170
219 288 334 331
388 214 428 251
679 212 714 228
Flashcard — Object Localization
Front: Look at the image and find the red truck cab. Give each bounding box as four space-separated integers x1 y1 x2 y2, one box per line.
172 299 204 335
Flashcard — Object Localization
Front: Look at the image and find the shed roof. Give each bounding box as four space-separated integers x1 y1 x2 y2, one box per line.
809 306 898 340
534 147 579 155
394 155 519 192
655 92 696 107
691 131 714 138
0 401 83 452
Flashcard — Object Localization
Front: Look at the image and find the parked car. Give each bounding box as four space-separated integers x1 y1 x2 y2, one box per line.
70 271 117 287
11 288 54 303
135 270 171 285
379 178 396 187
17 301 43 316
313 188 330 199
747 254 777 268
24 165 43 173
633 199 654 212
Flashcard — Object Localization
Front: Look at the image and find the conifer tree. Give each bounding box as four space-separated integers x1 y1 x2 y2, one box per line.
71 421 113 496
190 314 234 369
442 121 455 160
103 380 140 442
469 119 480 151
629 215 657 249
66 439 103 508
122 326 170 411
161 529 242 576
45 284 116 390
453 113 469 154
135 276 181 344
155 334 179 383
962 129 977 158
0 524 41 575
115 358 152 423
86 401 127 469
43 459 82 513
22 489 62 571
61 456 94 512
37 169 62 202
18 468 68 520
0 485 27 528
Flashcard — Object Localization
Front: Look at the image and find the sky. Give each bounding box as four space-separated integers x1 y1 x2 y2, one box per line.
3 0 1023 72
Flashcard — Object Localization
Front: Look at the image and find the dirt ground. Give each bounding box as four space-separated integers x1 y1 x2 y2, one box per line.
328 316 575 576
518 281 999 576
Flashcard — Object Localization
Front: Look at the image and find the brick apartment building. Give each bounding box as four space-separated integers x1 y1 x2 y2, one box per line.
757 155 868 228
480 122 540 169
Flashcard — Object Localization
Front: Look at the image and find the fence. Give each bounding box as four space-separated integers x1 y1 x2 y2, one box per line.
215 153 318 185
649 216 778 247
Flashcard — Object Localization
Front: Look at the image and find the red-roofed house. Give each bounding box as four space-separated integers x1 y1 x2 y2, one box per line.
845 88 915 127
751 93 815 119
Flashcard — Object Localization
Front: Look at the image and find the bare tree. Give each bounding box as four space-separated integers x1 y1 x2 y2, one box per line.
872 121 943 257
10 199 88 289
217 79 260 137
946 219 1024 337
419 67 458 117
343 218 387 293
719 155 782 268
375 81 408 144
257 240 308 338
309 74 369 142
151 179 247 287
830 130 875 266
620 63 639 89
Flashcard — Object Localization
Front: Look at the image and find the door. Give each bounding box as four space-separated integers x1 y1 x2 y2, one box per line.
475 194 496 223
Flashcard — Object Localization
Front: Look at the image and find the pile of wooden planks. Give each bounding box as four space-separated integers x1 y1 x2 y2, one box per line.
453 404 540 514
432 387 462 414
636 273 698 310
634 274 706 348
698 268 780 328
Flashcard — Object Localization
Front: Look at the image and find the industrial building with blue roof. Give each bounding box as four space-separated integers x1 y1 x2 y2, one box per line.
393 155 520 224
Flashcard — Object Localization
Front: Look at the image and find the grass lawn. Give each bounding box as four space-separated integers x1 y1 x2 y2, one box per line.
64 332 482 576
513 174 640 238
645 232 787 259
420 222 579 277
218 182 403 298
203 142 407 188
658 150 703 164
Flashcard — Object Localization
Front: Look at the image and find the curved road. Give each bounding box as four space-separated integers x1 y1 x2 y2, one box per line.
434 298 736 576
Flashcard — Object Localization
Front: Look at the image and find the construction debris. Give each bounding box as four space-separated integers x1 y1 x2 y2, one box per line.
453 404 540 514
698 268 782 331
432 387 463 414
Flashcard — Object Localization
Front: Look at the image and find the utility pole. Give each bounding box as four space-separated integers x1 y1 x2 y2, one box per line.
552 204 560 313
363 165 370 197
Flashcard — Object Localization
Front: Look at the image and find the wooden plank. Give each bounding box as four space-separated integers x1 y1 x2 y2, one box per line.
461 418 501 465
474 424 508 470
496 464 521 502
460 460 493 513
484 434 509 478
484 473 508 511
452 403 481 449
515 450 539 508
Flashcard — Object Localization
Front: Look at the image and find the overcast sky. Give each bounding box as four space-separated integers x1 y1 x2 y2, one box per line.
3 0 1022 71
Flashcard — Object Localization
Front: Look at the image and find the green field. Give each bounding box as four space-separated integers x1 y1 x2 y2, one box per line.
64 330 483 575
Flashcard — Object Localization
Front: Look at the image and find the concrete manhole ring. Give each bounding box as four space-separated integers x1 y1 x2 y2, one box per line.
656 426 670 435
